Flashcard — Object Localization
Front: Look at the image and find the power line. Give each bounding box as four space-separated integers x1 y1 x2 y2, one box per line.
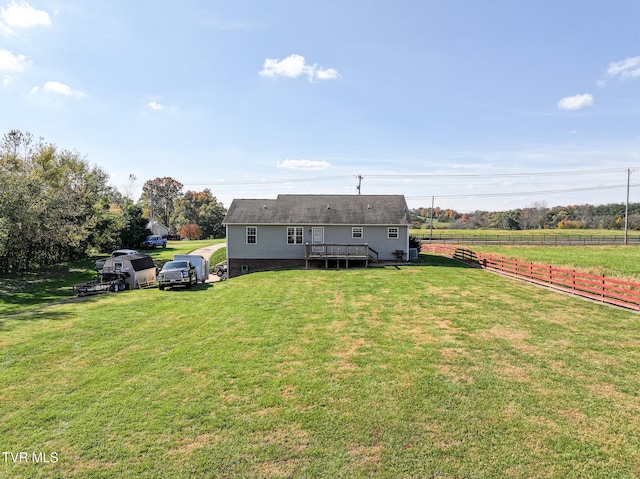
112 167 625 189
407 183 637 200
366 167 623 179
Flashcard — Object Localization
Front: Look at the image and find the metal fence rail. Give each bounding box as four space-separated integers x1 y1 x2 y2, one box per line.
423 244 640 311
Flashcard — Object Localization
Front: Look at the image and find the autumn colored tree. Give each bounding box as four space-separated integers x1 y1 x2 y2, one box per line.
173 188 226 238
180 223 202 240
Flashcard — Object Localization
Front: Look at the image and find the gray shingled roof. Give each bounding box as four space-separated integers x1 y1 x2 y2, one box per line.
223 195 410 225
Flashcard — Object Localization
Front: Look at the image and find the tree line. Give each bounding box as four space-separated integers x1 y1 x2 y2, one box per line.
411 201 640 230
0 130 226 273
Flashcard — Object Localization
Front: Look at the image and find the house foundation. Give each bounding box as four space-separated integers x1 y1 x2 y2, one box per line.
228 258 306 278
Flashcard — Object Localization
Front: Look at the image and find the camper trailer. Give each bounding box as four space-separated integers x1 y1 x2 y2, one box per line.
101 254 157 289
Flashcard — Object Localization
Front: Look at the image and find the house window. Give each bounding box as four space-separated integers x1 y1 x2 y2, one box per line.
388 227 399 239
352 227 363 238
246 226 257 244
287 226 303 244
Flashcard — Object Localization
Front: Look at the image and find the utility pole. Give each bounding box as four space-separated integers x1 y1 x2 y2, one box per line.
149 188 155 234
429 196 434 242
624 168 632 245
356 175 363 195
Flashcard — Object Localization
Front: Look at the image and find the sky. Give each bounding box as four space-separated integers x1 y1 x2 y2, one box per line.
1 0 639 212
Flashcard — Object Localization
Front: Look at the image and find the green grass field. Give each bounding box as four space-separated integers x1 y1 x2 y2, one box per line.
2 255 640 478
410 228 636 237
466 245 640 280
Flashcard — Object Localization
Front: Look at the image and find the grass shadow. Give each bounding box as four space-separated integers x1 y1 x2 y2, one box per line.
416 253 475 268
0 261 96 317
157 283 214 292
0 307 74 332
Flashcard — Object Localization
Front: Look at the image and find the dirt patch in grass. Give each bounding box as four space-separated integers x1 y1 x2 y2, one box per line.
253 458 300 478
169 433 222 456
328 290 344 305
276 360 307 378
280 385 296 399
476 325 539 356
261 423 309 453
587 383 639 408
438 364 476 384
493 358 531 382
404 326 437 346
579 350 622 369
333 337 366 371
437 346 478 383
347 443 385 472
248 425 309 476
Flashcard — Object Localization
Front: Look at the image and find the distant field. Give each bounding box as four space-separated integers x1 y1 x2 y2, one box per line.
464 245 640 280
2 258 640 478
410 228 634 237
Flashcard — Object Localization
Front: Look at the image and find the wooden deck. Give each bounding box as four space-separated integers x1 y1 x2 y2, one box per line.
304 243 379 269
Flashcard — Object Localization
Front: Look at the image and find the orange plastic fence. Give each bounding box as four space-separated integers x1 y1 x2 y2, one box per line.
422 244 640 311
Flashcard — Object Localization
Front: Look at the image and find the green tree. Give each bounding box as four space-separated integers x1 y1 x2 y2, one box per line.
119 203 151 248
139 177 183 231
0 130 111 272
173 188 226 238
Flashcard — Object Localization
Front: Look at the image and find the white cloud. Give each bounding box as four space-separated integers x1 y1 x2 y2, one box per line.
605 55 640 80
0 1 51 35
31 81 84 97
0 49 28 71
277 159 332 170
558 93 593 110
315 67 340 81
260 54 340 82
148 101 165 110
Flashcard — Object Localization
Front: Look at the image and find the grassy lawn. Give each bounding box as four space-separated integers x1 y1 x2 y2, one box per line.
0 240 222 317
466 245 640 280
2 255 640 478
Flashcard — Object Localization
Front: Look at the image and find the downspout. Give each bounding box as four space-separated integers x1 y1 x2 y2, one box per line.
406 224 410 261
224 223 229 274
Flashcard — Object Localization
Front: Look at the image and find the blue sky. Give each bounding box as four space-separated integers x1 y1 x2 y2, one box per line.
1 0 639 211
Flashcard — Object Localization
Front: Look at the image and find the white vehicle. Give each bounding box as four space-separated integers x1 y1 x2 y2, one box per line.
111 249 139 257
173 254 210 284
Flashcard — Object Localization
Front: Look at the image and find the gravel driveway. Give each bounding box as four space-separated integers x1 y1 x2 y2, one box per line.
188 242 226 282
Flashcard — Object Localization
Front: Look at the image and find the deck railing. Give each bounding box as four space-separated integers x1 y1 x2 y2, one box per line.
305 243 374 269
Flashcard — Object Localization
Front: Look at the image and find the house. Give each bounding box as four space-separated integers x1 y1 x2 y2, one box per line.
147 220 169 237
223 194 411 277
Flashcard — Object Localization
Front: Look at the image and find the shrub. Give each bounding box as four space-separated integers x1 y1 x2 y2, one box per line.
180 223 202 240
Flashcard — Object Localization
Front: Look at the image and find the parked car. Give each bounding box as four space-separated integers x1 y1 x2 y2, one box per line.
157 260 197 290
111 249 139 257
140 235 167 249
